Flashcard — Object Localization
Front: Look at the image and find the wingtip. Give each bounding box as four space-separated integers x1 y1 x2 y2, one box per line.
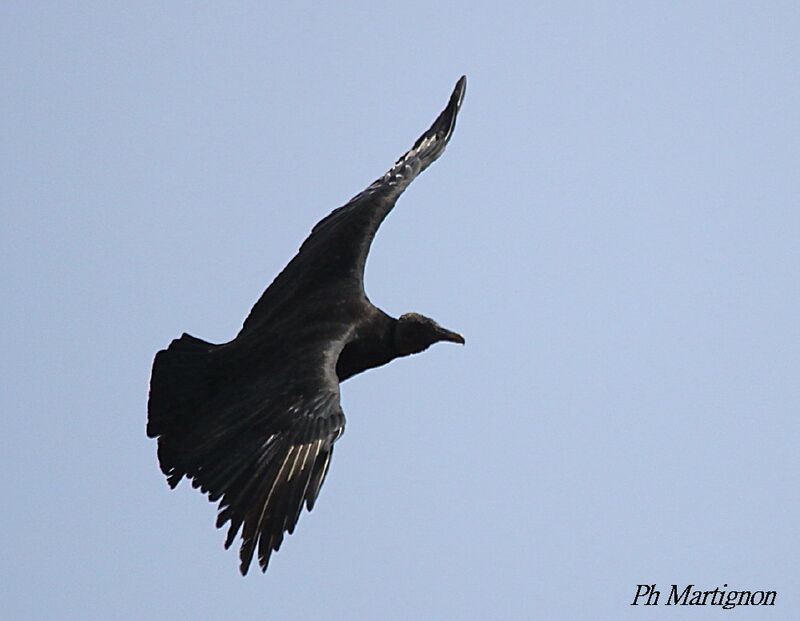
418 75 466 152
454 75 466 103
446 75 466 121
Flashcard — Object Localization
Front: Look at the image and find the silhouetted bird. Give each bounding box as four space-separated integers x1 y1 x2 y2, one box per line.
147 76 466 575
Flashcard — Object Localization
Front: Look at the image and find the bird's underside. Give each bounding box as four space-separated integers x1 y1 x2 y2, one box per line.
147 76 466 575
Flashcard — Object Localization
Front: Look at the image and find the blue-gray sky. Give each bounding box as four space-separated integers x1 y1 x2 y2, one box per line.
3 2 798 619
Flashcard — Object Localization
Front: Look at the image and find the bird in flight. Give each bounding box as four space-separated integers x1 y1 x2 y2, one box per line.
147 76 466 575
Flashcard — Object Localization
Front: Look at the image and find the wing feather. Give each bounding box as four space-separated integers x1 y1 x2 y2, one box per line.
150 355 346 574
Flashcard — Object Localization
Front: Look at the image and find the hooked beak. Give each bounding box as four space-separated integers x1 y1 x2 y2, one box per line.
436 325 466 345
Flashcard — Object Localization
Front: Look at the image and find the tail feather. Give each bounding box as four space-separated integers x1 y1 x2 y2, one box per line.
147 333 217 485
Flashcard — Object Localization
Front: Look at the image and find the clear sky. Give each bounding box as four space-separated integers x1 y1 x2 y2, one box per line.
3 2 798 619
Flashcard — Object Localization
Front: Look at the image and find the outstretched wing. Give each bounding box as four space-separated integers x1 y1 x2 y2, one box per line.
240 76 466 335
148 332 347 575
213 387 345 575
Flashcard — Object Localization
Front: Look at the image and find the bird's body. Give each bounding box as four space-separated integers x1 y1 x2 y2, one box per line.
148 77 466 574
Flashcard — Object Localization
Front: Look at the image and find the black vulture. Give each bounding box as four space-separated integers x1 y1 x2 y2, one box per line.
147 76 466 575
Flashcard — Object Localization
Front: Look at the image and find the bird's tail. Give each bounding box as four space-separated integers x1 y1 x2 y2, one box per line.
147 333 217 486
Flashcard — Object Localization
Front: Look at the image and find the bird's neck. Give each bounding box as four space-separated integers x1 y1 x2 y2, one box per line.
335 313 399 382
